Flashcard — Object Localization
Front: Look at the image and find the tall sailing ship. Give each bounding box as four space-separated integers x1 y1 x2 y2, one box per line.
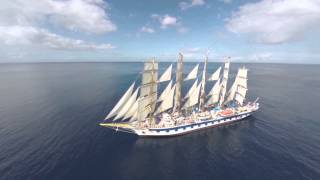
100 53 259 137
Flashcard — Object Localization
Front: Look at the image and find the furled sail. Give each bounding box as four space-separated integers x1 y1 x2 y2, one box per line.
155 84 176 114
184 79 198 99
183 83 201 109
207 78 221 105
158 80 172 102
158 64 172 83
138 60 158 122
219 61 230 106
208 67 221 81
184 64 199 81
105 82 135 120
114 87 140 120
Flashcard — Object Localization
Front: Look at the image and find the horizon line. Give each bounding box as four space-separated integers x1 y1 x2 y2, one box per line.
0 60 320 65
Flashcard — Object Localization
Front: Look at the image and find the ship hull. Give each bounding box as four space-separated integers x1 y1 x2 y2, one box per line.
131 110 256 137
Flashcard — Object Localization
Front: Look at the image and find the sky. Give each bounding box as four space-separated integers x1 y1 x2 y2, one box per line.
0 0 320 63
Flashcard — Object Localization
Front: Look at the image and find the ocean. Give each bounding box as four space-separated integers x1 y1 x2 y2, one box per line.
0 62 319 180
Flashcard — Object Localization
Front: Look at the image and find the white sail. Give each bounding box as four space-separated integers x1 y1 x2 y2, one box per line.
238 67 247 78
158 64 172 82
237 78 247 88
155 84 176 114
226 80 238 103
139 95 157 121
208 67 221 81
129 111 138 122
158 80 172 102
114 87 140 120
209 78 221 97
225 67 248 104
184 64 199 81
237 86 247 97
138 60 158 122
105 82 135 120
235 93 245 106
183 83 201 109
184 79 198 99
123 97 139 120
208 83 222 105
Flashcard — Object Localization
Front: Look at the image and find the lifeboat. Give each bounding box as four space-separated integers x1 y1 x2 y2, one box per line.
219 108 234 117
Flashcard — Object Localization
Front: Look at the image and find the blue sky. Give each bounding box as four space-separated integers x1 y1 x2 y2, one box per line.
0 0 319 63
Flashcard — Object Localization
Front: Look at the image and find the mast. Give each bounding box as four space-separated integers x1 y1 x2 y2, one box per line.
174 53 184 112
199 56 208 111
219 58 230 107
138 58 158 124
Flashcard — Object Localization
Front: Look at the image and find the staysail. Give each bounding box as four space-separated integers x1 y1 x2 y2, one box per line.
158 64 172 83
208 67 221 81
155 84 176 114
183 82 201 109
184 64 199 81
105 82 135 120
123 97 139 120
158 80 172 102
113 87 140 120
138 60 158 122
184 79 198 99
207 78 221 105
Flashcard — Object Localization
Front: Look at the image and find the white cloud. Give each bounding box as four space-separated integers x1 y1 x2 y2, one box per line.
0 0 116 51
179 0 205 10
226 0 320 44
0 0 116 34
159 15 178 29
151 14 187 33
140 26 155 33
181 47 207 58
0 26 115 50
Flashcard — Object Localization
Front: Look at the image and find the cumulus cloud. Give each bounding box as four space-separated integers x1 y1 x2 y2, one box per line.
179 0 205 10
152 14 178 29
0 0 116 34
151 14 187 33
0 26 115 50
140 26 155 33
0 0 116 51
226 0 320 44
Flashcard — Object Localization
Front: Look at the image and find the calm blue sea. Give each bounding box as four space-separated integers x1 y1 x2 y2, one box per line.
0 62 319 180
